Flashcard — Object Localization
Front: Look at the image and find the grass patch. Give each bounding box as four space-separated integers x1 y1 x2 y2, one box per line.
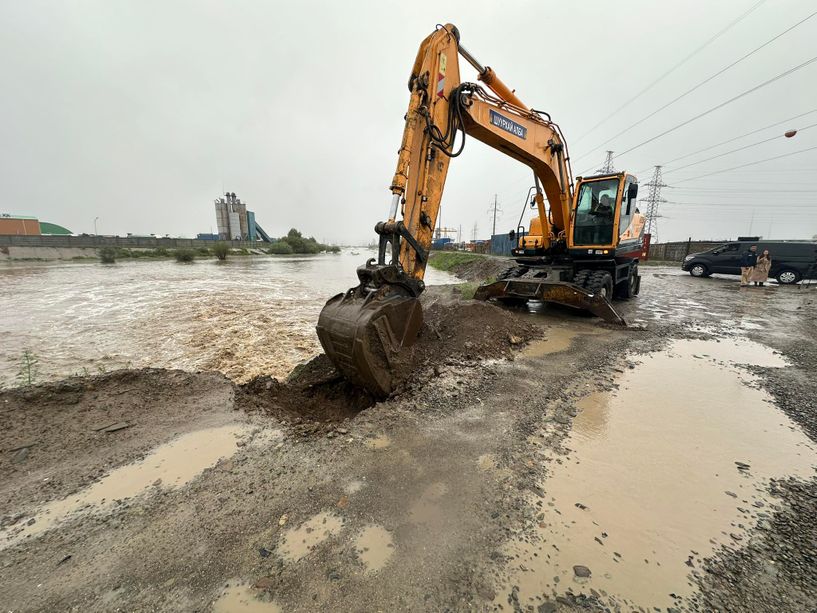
428 251 486 272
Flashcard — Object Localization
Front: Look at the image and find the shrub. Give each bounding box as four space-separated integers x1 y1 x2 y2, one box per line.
154 247 168 257
197 247 211 256
98 246 117 264
326 245 341 253
268 241 294 255
17 349 39 386
174 248 196 262
212 242 229 260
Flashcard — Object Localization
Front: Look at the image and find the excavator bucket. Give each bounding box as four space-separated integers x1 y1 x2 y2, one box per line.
316 287 423 398
474 279 627 325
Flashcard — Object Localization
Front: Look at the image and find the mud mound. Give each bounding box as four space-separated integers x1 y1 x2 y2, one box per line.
235 354 375 426
430 253 510 282
417 297 539 361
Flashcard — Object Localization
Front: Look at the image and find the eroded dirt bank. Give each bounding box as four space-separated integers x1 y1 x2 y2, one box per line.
2 270 817 612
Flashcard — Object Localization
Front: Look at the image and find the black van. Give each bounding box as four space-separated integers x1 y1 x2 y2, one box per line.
681 240 817 284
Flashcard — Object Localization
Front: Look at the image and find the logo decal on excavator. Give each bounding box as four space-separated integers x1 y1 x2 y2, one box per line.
437 53 447 98
489 110 527 139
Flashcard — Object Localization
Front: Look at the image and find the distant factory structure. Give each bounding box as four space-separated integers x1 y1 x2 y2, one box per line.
213 192 270 242
0 213 72 236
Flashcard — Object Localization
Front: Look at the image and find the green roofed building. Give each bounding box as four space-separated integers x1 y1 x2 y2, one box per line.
39 221 73 235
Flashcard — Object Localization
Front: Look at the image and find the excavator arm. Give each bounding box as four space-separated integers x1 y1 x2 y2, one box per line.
317 24 578 397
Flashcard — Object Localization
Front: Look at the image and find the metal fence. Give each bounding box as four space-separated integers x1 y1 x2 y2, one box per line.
648 240 723 262
0 235 261 249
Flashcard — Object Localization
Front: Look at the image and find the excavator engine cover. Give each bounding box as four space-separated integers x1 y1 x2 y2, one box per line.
316 263 424 398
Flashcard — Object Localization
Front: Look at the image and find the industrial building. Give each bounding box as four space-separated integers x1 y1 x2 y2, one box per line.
214 192 270 242
0 214 72 236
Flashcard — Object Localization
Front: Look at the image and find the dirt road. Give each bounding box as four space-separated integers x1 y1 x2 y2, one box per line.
2 264 816 612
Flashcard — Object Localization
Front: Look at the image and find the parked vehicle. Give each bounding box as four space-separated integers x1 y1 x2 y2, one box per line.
682 240 817 284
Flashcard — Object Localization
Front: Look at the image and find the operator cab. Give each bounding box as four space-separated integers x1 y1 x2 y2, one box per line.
570 173 640 255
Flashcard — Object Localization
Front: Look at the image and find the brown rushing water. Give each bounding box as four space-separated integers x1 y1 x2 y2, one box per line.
0 251 459 387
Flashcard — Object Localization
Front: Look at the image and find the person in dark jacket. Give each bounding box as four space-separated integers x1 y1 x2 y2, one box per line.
739 245 758 286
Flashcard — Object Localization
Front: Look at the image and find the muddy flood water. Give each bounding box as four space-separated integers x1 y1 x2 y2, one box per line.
0 251 459 387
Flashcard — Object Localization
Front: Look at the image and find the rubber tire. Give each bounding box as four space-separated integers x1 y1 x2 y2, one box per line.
689 263 709 278
499 266 528 280
572 269 592 287
776 269 801 285
586 270 614 300
615 265 638 299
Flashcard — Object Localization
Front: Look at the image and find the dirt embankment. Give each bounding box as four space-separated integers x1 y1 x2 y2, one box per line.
427 251 510 282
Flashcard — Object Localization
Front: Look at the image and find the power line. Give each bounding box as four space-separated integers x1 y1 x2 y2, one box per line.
672 145 817 183
643 108 817 170
574 9 817 164
572 0 768 145
608 54 817 163
663 121 817 174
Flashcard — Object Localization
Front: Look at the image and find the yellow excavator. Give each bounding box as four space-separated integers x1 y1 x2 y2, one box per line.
317 24 646 397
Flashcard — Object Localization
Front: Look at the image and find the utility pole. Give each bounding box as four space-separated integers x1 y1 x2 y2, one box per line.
487 194 502 237
458 224 462 244
598 151 615 174
643 166 666 239
471 221 478 242
94 216 99 235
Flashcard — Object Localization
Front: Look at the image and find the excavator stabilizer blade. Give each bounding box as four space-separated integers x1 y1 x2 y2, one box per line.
316 289 423 398
474 279 627 325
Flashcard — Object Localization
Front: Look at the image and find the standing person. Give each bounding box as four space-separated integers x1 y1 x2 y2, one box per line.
751 249 771 286
739 245 758 287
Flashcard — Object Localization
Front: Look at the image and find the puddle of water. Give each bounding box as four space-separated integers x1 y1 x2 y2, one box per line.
523 328 578 357
408 482 449 525
365 434 392 449
2 424 249 549
354 524 395 573
213 582 281 613
278 511 343 562
502 338 816 610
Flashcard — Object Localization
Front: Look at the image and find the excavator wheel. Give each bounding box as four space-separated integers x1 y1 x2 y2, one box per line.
585 271 614 300
572 269 592 288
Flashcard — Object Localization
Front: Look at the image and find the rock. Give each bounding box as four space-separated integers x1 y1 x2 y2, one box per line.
725 491 737 498
538 602 557 613
27 518 36 526
278 514 288 526
509 334 523 345
259 547 272 558
336 428 348 434
12 447 30 463
103 422 131 433
573 564 591 578
254 576 274 589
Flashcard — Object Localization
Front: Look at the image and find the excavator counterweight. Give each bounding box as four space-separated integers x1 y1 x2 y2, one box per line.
317 24 645 397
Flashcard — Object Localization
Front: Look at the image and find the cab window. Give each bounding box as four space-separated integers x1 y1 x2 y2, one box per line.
573 179 618 246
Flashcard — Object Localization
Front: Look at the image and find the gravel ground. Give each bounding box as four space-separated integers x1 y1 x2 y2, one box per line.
1 263 816 612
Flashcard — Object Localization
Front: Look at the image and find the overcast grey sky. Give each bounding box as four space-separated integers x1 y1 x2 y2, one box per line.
1 0 815 243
